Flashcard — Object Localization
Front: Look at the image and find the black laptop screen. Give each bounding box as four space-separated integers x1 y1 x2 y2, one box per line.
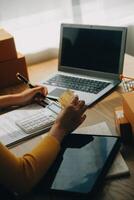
60 26 124 74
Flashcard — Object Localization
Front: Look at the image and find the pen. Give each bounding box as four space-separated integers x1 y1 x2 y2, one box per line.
16 72 51 105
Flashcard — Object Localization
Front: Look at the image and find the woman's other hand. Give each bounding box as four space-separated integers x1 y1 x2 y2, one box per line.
49 96 87 142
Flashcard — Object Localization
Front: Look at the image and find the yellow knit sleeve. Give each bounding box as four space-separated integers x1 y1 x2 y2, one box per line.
0 134 60 194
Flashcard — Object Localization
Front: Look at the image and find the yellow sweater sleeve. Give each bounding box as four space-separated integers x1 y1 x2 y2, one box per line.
0 134 60 194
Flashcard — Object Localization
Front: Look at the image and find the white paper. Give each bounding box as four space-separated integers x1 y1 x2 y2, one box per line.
0 104 52 146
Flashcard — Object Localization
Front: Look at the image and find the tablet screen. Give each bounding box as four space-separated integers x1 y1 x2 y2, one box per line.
51 134 120 194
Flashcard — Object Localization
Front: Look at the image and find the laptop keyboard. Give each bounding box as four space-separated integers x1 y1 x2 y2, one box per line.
46 75 110 94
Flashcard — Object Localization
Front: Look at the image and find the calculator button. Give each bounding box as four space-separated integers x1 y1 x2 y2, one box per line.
16 113 55 134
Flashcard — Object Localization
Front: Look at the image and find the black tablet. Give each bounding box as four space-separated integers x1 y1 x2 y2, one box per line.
50 134 121 198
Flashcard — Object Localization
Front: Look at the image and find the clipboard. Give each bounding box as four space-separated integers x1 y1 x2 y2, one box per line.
35 134 121 198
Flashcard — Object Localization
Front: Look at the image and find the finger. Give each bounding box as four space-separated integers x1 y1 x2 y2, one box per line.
75 114 86 128
71 95 79 105
82 104 88 113
34 84 39 87
33 86 48 97
77 100 85 108
32 86 42 92
41 87 48 96
80 114 86 124
77 101 87 114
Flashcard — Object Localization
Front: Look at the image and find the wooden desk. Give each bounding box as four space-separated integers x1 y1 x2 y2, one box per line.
1 54 134 200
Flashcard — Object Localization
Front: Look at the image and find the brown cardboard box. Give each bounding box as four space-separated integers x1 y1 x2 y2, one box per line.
0 29 17 62
114 106 132 144
0 53 29 88
122 92 134 132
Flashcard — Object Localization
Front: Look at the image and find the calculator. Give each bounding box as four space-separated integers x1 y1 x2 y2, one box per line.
16 102 62 135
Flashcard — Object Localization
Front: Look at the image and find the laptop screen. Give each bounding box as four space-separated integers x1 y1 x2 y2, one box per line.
59 25 127 74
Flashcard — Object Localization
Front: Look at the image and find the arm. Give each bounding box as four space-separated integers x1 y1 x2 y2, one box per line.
0 96 86 194
0 135 60 194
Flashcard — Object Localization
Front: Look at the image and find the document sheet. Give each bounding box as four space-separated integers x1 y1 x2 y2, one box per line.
0 104 49 146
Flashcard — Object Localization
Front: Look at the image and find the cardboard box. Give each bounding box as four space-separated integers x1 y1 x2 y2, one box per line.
114 106 132 144
0 53 29 88
122 92 134 132
0 29 17 62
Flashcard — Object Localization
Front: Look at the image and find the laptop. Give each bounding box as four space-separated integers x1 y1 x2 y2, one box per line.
43 23 127 106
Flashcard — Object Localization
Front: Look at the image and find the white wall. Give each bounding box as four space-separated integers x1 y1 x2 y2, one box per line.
0 0 134 64
0 0 73 63
126 25 134 56
78 0 134 56
0 0 67 20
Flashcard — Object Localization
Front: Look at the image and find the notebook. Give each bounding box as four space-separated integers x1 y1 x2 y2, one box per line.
42 23 127 106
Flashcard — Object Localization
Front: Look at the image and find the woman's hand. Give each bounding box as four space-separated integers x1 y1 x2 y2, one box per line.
49 96 87 142
17 86 48 106
0 86 48 109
